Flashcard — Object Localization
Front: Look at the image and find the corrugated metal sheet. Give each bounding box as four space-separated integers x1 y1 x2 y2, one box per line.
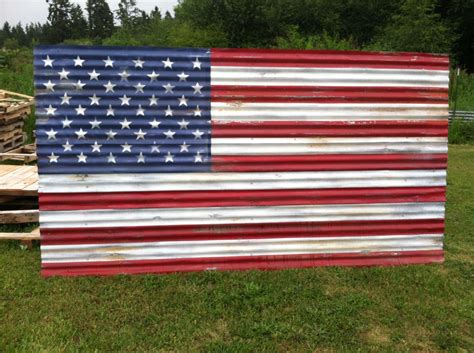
34 47 449 276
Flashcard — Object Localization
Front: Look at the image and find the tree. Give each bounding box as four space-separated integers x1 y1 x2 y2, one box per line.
116 0 142 29
70 4 88 39
86 0 115 41
372 0 454 53
150 6 162 20
45 0 73 43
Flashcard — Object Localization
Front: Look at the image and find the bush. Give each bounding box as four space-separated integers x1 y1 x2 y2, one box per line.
449 120 474 145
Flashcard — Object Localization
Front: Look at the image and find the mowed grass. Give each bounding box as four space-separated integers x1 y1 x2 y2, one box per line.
0 145 472 352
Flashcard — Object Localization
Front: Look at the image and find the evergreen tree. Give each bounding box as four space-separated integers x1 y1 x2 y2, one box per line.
45 0 73 43
86 0 115 41
150 6 162 20
70 4 88 39
116 0 142 29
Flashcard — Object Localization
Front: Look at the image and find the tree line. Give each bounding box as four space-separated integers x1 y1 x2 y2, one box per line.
0 0 473 71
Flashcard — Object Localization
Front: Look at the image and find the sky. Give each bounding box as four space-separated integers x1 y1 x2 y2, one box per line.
0 0 179 26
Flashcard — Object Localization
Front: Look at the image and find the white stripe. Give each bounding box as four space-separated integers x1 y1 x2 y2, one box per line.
39 170 446 193
212 137 447 155
41 234 443 263
211 102 448 121
211 66 449 87
40 202 445 229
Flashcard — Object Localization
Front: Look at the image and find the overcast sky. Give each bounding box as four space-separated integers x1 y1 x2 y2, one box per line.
0 0 179 26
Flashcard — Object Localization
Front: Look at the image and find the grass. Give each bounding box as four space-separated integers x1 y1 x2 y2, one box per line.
0 145 473 352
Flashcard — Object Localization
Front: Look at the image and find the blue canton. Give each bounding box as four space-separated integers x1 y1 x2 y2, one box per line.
34 45 211 174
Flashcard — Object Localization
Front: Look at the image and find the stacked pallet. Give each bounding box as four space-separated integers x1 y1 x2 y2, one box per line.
0 90 33 152
0 165 39 248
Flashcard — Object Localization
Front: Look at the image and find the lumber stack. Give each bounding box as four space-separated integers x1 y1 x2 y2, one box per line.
0 90 33 153
0 165 39 248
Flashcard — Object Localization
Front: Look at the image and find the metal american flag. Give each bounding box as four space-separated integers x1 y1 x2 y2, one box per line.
34 46 449 276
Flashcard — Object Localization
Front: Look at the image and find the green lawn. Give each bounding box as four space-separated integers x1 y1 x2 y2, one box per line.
0 145 473 352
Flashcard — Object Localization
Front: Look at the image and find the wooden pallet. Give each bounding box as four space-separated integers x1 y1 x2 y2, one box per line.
0 164 39 248
0 143 37 163
0 134 24 153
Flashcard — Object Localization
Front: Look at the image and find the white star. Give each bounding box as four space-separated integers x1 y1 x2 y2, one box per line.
61 92 71 105
75 80 86 90
62 117 73 128
180 142 189 152
165 151 174 163
45 104 56 115
43 55 54 67
177 72 189 81
58 68 70 80
193 129 204 139
178 95 188 106
137 152 145 163
177 119 189 129
104 81 116 93
194 105 202 117
75 105 86 115
149 118 160 128
192 82 203 94
194 151 204 163
74 56 85 67
48 152 59 163
91 141 102 152
89 118 102 129
162 57 174 68
62 140 73 151
120 118 132 129
192 57 202 69
147 71 160 81
77 152 87 163
119 94 131 106
148 94 158 106
163 130 175 139
134 129 147 140
89 94 101 105
107 104 115 116
118 70 130 81
75 128 87 139
151 142 160 153
43 80 55 91
103 56 114 67
45 128 57 140
163 83 175 93
165 105 173 117
88 69 100 80
106 130 117 140
133 58 144 68
134 82 145 93
136 105 145 116
107 153 116 163
121 142 132 152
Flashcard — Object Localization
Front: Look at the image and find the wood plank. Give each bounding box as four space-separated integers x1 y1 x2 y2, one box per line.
0 228 40 240
0 209 39 223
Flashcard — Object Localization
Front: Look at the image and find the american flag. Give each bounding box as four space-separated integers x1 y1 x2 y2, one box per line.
35 46 449 276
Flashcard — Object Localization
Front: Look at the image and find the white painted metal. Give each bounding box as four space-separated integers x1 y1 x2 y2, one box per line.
40 202 445 228
211 67 449 87
212 137 448 155
39 170 447 193
211 102 448 121
41 234 443 263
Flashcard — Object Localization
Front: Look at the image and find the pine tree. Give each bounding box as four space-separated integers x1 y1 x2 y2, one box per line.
86 0 115 41
45 0 73 43
70 4 88 39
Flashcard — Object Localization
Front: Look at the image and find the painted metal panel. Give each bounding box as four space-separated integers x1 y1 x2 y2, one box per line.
34 46 449 276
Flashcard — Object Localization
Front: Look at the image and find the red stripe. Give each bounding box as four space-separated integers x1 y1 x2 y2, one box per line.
40 219 445 245
41 250 445 276
39 186 445 211
212 120 448 138
212 154 447 172
211 86 448 104
211 48 449 70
